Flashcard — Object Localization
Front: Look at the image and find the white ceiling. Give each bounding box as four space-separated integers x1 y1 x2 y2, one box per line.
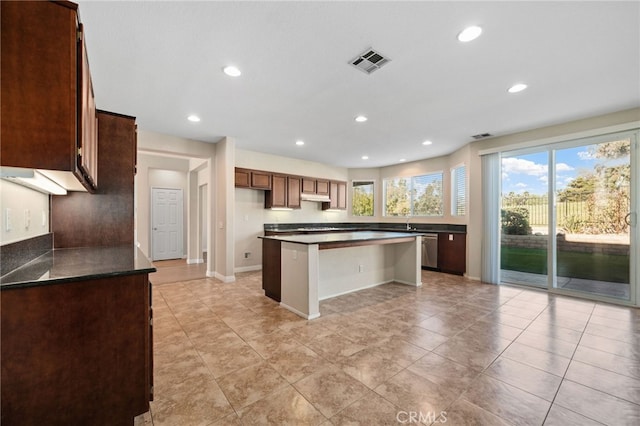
77 1 640 168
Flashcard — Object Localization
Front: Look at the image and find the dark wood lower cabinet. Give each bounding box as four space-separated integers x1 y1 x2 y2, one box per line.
262 238 281 301
1 274 152 425
438 233 466 275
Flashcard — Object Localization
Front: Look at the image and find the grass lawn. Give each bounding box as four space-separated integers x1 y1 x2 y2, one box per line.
501 246 629 283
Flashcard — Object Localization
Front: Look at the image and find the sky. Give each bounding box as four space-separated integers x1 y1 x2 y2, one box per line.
501 142 629 196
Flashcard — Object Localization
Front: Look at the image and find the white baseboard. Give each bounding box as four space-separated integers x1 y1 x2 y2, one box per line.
234 265 262 273
466 275 481 282
187 258 204 264
208 271 235 283
280 302 320 320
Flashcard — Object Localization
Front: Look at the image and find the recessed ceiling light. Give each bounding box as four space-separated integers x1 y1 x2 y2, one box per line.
457 26 482 42
399 159 406 162
296 140 305 146
223 66 241 77
422 140 433 146
355 115 368 123
508 83 528 93
187 115 200 122
362 155 369 160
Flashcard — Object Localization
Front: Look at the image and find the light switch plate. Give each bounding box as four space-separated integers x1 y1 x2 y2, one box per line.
449 234 454 241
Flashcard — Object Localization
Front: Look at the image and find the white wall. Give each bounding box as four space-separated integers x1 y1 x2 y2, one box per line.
0 180 50 245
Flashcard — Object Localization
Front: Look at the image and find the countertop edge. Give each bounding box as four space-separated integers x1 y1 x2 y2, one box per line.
259 231 423 245
0 246 156 289
1 268 156 290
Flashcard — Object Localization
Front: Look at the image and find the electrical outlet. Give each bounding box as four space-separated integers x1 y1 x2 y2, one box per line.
358 264 364 273
449 234 454 241
24 209 30 229
244 252 251 259
42 210 47 228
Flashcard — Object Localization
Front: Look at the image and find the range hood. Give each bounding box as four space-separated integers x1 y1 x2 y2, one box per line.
300 193 331 202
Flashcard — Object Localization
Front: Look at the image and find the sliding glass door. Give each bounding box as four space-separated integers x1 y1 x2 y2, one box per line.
553 137 632 300
500 151 549 288
500 131 637 304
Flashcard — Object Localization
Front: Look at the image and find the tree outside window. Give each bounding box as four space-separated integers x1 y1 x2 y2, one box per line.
384 173 443 216
352 180 374 216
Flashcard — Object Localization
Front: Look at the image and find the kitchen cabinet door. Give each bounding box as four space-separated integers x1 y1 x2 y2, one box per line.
322 180 347 210
1 1 97 191
302 178 316 194
337 181 347 209
251 171 272 189
235 168 251 188
287 176 301 208
438 233 466 275
316 179 330 196
265 175 288 208
77 23 98 188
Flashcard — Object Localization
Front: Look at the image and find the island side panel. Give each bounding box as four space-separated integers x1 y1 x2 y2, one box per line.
280 242 320 319
318 244 395 300
393 236 423 286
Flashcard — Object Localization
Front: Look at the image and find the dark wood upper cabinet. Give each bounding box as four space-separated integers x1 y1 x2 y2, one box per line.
235 168 272 190
322 180 347 210
265 175 301 209
235 168 252 188
251 170 271 189
302 178 330 196
287 176 301 208
302 178 316 194
1 1 97 191
265 175 288 208
316 179 330 196
77 23 98 188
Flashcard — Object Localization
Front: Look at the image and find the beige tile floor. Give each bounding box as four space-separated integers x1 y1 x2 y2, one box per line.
136 269 640 425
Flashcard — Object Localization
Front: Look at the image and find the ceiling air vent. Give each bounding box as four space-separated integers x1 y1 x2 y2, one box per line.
350 48 390 74
471 133 493 140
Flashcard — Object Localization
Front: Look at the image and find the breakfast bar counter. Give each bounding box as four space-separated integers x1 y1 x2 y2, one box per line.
260 231 422 319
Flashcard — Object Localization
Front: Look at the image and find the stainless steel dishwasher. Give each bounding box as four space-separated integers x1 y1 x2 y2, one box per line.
422 233 438 269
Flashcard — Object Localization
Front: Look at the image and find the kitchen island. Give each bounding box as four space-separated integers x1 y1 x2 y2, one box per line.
260 231 422 319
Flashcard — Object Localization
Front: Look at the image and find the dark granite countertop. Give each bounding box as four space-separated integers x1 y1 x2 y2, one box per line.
259 230 421 245
1 245 156 289
264 222 466 234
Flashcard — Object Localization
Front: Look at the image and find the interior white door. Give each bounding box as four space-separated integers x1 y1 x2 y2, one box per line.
151 188 183 261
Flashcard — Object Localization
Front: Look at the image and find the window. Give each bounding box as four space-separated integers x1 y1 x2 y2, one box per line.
384 172 443 216
352 180 374 216
451 165 466 216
